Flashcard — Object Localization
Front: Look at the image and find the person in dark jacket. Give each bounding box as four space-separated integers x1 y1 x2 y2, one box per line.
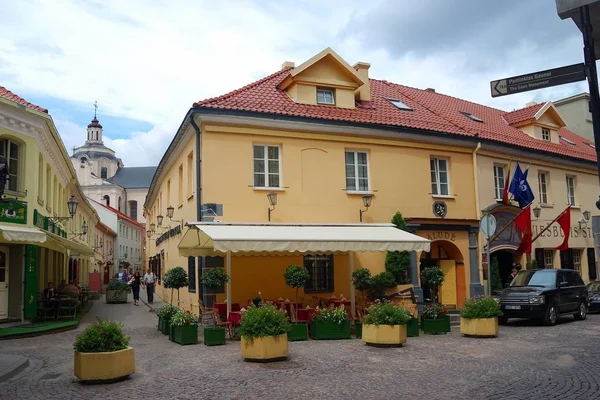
128 271 142 306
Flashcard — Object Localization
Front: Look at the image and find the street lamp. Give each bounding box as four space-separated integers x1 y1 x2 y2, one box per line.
359 194 373 222
533 206 542 220
49 195 79 225
267 191 277 221
71 220 87 238
166 205 184 228
584 209 591 221
146 230 152 238
149 223 156 232
157 215 163 227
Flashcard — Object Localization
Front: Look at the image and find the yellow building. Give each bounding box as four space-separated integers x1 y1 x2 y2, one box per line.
0 86 98 321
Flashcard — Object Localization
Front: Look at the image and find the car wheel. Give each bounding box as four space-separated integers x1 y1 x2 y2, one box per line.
574 301 587 321
498 315 508 325
544 303 558 326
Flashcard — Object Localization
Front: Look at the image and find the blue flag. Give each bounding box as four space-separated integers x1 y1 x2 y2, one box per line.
508 163 535 208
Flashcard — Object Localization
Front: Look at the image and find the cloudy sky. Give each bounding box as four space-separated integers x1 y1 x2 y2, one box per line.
0 0 589 166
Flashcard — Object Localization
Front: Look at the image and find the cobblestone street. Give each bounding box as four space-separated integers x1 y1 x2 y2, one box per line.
2 295 600 400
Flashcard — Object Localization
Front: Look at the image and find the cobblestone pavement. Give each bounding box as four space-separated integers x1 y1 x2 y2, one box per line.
2 298 600 400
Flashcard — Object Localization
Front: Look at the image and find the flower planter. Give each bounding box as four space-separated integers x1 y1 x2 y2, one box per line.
288 323 308 341
168 325 174 342
105 289 128 304
407 317 419 337
171 325 198 345
204 327 226 346
355 322 362 339
240 334 288 362
158 316 162 331
362 324 407 347
74 347 135 383
310 320 351 340
161 320 171 336
422 315 450 335
460 317 499 338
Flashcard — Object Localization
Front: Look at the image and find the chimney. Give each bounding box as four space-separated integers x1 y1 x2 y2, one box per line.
282 61 295 70
353 62 371 102
425 88 436 93
526 101 537 107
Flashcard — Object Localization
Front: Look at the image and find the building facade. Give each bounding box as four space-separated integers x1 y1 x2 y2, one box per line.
553 93 593 142
0 86 99 321
94 221 116 284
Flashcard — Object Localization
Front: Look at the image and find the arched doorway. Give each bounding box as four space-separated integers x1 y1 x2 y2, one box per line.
492 249 517 289
419 240 465 308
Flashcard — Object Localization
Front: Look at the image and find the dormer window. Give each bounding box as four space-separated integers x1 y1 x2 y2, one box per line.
317 88 335 105
388 99 413 111
542 128 550 141
460 111 483 123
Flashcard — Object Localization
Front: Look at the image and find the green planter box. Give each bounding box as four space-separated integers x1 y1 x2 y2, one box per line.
422 315 451 335
288 323 308 341
158 316 164 331
168 324 174 341
171 325 198 345
204 327 226 346
407 318 419 337
355 322 362 338
106 289 128 304
310 320 351 340
161 320 171 336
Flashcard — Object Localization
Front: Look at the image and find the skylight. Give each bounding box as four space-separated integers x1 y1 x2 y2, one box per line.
460 111 483 123
559 136 576 145
586 142 596 149
388 99 413 111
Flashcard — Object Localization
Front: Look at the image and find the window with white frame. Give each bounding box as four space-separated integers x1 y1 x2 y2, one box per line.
573 249 582 274
493 165 505 200
538 172 549 204
544 250 554 268
345 151 369 192
542 128 550 141
430 157 449 196
0 139 20 192
253 145 281 188
566 176 576 206
316 88 335 105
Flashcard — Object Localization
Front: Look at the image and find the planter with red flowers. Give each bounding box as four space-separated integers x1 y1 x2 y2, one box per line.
169 309 198 345
310 306 351 340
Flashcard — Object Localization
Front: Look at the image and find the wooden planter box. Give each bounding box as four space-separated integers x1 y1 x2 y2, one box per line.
204 327 226 346
74 347 135 383
105 289 128 304
171 325 198 345
422 315 451 335
288 323 308 341
407 317 419 337
355 322 362 339
310 320 351 340
241 334 288 362
460 317 499 338
362 324 407 347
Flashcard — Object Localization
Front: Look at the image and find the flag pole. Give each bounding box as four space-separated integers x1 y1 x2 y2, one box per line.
531 206 571 243
487 201 534 245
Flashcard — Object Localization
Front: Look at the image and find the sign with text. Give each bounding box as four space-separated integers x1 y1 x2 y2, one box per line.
490 63 586 98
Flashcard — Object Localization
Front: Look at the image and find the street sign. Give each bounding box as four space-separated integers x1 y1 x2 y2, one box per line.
480 214 497 238
490 63 586 98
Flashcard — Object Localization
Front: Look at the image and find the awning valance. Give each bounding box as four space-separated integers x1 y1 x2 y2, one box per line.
179 222 431 257
46 232 95 256
0 225 47 243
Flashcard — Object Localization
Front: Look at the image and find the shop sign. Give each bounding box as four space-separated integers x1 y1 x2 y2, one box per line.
156 224 182 246
426 232 456 242
0 200 27 224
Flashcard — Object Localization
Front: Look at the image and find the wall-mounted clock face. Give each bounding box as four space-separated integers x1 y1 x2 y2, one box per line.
433 201 447 218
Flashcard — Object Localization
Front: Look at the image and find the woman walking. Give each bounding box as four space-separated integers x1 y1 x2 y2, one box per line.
128 271 142 306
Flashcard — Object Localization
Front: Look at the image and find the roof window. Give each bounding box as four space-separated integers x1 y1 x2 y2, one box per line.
316 88 335 105
388 99 413 111
559 136 576 145
460 111 483 123
586 142 596 149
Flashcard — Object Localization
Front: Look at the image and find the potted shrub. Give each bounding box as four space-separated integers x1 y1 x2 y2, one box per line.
163 267 189 307
73 318 134 383
406 310 419 337
310 306 351 340
170 309 199 345
238 303 291 362
157 305 178 336
283 264 310 341
105 279 130 304
352 268 372 338
362 301 411 347
204 325 227 346
201 267 230 290
460 297 503 338
421 303 450 334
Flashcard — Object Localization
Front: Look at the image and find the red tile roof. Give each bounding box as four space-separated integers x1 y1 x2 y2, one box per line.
502 102 546 125
89 198 145 230
194 68 597 163
0 86 48 113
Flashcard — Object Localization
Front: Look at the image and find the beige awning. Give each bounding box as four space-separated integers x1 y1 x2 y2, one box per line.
46 232 95 256
0 225 47 243
179 222 431 257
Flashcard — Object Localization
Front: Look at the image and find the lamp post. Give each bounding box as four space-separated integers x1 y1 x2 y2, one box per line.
359 194 373 222
267 191 277 221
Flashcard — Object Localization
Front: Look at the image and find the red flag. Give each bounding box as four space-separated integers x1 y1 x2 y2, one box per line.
515 205 532 254
502 164 511 205
556 207 571 251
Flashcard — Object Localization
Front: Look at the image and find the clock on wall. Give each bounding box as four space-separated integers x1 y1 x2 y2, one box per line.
433 201 447 218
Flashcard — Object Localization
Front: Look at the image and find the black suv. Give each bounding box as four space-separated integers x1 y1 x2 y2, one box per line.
498 269 588 326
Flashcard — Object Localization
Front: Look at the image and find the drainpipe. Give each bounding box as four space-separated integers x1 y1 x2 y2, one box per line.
472 142 482 220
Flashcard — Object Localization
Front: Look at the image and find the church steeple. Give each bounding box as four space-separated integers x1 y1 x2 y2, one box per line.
86 101 103 143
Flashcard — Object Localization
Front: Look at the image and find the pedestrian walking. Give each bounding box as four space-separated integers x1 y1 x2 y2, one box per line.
128 271 141 306
142 268 156 304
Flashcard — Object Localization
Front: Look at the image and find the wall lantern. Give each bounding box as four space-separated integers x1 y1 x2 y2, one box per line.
583 209 591 221
157 215 164 227
532 206 542 220
149 223 156 232
49 195 79 225
267 191 277 222
166 205 184 228
71 220 88 238
146 231 152 238
360 194 373 222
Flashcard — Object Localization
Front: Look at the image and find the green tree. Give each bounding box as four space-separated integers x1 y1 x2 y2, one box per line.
420 266 445 304
490 257 502 295
283 265 310 320
386 212 411 284
163 267 189 307
351 268 372 306
368 271 397 300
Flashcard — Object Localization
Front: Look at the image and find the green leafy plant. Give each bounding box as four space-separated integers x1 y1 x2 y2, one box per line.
163 266 189 306
530 259 538 270
201 267 230 289
106 279 130 292
352 268 372 306
157 304 178 322
311 306 348 325
368 271 397 300
490 257 502 295
170 309 198 327
363 300 411 325
460 297 503 319
420 266 445 303
421 303 448 320
74 318 130 353
385 212 411 284
238 303 291 339
283 265 310 320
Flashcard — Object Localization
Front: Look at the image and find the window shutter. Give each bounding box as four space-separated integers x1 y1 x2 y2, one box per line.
535 248 545 268
188 256 196 293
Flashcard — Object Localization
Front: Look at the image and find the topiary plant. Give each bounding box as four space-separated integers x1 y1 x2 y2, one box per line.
386 212 411 284
420 266 445 304
490 257 502 295
283 265 310 320
163 266 189 306
530 259 538 270
368 271 397 301
201 267 230 289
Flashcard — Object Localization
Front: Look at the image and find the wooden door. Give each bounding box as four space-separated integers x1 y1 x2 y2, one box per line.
439 260 457 307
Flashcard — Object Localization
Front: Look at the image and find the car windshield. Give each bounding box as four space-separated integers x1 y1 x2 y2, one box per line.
587 282 600 292
510 270 556 288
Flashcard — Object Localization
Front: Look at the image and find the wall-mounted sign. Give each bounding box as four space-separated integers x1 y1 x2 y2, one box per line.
432 201 448 218
156 224 182 246
0 200 27 224
426 232 456 242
